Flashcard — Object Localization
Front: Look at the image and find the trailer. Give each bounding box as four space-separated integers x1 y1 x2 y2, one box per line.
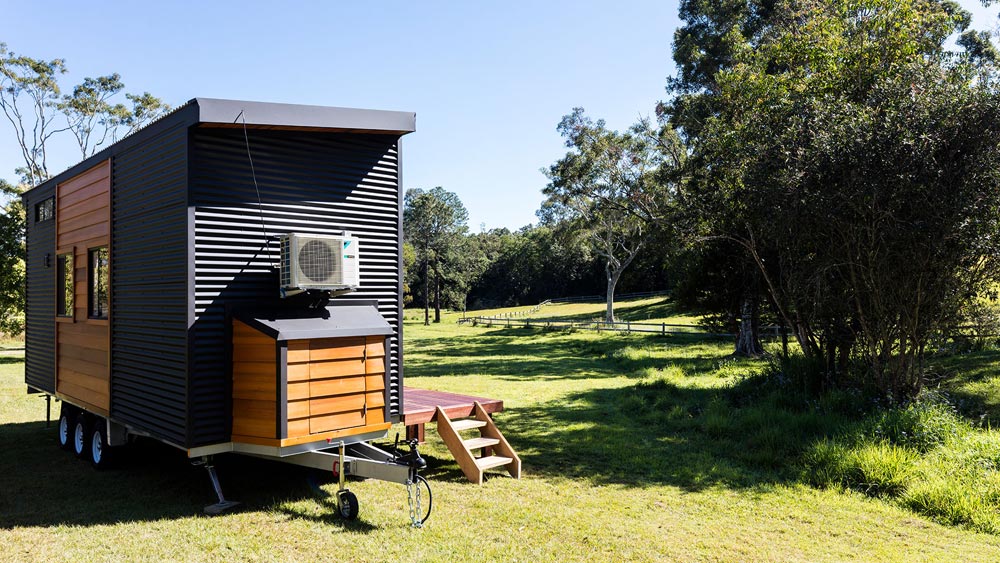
21 98 432 523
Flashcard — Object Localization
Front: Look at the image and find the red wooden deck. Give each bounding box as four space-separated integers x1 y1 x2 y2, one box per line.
402 387 504 425
401 387 504 442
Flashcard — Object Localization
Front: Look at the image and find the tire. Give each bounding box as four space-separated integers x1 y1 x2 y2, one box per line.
338 490 359 520
90 423 114 470
57 404 77 451
73 413 91 460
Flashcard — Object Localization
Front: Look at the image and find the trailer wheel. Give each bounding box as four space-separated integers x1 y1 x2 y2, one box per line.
57 405 77 451
90 424 114 470
73 413 91 460
337 490 359 520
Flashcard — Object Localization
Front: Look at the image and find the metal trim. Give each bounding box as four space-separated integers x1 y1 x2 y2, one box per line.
195 98 416 133
277 341 287 440
395 139 405 422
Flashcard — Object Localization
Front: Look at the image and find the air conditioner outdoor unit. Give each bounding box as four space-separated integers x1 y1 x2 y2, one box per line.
280 233 360 291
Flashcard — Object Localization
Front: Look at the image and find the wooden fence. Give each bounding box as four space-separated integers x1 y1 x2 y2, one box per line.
458 315 741 338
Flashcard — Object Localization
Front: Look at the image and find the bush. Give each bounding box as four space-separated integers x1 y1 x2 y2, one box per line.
861 395 968 452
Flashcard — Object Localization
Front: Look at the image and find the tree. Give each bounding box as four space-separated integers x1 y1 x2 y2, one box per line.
1 43 170 183
403 187 469 324
0 44 67 186
543 108 677 323
465 225 603 308
682 0 1000 399
59 75 168 159
0 180 24 335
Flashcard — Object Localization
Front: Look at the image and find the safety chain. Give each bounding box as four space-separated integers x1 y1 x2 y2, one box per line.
406 477 423 528
415 476 423 528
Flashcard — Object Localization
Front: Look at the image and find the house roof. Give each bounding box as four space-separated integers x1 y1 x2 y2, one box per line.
22 97 415 195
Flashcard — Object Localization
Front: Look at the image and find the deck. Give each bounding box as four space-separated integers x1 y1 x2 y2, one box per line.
401 387 504 442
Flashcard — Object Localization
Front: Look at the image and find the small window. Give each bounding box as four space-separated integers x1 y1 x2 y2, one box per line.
88 247 109 319
56 253 73 317
35 197 54 222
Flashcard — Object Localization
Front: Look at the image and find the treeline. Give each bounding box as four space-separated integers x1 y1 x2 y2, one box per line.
404 222 671 313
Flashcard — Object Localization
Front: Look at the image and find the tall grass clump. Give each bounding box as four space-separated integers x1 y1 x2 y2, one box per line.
800 389 1000 533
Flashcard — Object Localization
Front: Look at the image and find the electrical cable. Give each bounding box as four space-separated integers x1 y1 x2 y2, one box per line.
236 109 270 244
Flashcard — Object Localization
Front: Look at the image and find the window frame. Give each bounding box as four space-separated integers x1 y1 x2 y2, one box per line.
55 250 74 321
34 197 54 223
87 246 109 320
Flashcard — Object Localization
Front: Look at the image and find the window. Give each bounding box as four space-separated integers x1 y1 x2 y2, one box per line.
35 197 54 222
88 247 109 319
56 253 73 317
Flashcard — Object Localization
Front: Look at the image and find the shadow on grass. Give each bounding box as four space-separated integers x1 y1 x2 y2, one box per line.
406 327 733 381
495 384 775 492
0 420 380 531
0 355 25 364
932 349 1000 423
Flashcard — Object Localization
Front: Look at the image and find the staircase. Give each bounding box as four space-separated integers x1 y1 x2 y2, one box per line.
435 402 521 485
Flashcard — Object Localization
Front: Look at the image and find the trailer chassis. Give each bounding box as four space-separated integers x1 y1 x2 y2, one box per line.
196 435 431 526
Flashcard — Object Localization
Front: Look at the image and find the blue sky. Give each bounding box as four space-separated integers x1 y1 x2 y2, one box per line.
1 1 997 230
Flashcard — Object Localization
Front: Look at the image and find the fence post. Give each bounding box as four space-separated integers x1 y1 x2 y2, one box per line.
662 322 665 336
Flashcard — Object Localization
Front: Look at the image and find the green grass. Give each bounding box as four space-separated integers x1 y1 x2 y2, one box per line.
407 296 703 326
3 321 1000 561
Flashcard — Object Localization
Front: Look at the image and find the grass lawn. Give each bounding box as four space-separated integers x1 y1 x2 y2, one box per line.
411 295 704 326
3 321 1000 562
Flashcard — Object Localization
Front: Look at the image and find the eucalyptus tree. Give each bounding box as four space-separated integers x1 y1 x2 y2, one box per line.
543 109 679 323
403 187 470 324
59 75 169 159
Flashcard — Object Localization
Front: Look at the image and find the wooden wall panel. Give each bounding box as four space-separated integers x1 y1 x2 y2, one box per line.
56 159 110 415
230 326 392 446
286 336 386 440
231 320 277 438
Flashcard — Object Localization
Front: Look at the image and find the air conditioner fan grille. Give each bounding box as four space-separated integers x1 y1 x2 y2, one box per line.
298 239 341 283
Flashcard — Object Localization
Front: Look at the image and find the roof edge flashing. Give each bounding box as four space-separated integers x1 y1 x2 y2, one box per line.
194 98 416 134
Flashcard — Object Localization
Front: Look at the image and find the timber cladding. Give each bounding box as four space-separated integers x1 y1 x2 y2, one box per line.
55 159 111 415
231 320 387 446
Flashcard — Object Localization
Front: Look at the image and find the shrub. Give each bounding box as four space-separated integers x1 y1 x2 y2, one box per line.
862 394 967 452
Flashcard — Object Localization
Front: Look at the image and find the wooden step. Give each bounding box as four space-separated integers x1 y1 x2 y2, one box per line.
450 419 487 431
463 437 500 450
476 455 513 470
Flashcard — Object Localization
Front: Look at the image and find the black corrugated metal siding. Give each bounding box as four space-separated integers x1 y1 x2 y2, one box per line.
110 122 190 446
24 185 55 393
188 128 404 447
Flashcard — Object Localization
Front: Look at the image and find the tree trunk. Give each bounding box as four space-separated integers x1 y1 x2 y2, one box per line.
422 258 429 326
734 295 764 357
606 268 623 324
434 266 441 323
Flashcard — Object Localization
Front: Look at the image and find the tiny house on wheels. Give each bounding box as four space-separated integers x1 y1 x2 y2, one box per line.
21 98 436 522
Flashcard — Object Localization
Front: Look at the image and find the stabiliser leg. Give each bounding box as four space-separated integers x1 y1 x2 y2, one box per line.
195 456 241 515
